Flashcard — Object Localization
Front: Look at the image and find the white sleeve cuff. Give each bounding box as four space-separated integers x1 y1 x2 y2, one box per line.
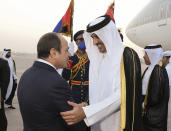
83 117 90 127
82 93 121 126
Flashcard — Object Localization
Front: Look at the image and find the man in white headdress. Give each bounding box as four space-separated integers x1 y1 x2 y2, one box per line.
62 30 90 105
163 51 171 129
142 45 169 131
60 15 143 131
162 51 171 67
2 49 17 109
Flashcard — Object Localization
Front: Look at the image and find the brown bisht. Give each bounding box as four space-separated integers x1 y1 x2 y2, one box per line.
120 47 143 131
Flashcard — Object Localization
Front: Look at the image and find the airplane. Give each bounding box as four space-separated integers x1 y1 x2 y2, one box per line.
126 0 171 50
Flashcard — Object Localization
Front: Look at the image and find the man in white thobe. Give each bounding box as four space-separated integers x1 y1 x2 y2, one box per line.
142 45 169 131
2 49 17 109
163 51 171 130
61 15 143 131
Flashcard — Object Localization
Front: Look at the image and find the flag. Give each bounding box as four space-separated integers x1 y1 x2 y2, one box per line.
53 0 74 41
105 1 115 23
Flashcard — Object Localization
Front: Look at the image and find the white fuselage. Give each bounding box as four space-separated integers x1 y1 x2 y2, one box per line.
126 0 171 50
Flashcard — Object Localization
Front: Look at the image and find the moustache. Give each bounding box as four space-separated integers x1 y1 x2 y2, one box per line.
96 42 103 47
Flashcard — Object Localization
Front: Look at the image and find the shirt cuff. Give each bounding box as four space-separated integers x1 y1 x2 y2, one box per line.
83 117 90 126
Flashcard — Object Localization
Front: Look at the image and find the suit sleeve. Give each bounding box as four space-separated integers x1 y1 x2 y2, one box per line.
0 60 10 99
49 80 86 131
49 81 73 111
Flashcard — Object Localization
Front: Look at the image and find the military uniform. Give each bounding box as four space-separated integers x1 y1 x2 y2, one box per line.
62 52 89 104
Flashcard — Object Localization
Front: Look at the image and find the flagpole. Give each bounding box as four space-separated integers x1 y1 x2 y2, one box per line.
70 0 74 42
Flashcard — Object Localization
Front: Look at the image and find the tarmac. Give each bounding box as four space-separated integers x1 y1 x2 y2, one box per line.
5 95 23 131
4 52 35 131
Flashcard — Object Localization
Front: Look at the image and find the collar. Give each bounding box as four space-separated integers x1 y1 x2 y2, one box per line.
37 59 57 71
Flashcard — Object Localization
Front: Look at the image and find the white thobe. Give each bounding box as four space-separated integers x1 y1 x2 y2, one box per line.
5 58 17 100
83 93 121 131
166 63 171 129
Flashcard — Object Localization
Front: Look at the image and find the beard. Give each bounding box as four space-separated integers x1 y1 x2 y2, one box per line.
6 54 11 58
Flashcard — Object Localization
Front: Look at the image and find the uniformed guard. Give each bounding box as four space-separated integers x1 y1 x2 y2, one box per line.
62 30 90 104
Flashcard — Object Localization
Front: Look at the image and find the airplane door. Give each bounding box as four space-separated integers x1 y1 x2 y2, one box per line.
158 2 168 26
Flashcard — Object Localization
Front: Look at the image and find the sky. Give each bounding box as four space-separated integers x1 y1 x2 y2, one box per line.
0 0 151 54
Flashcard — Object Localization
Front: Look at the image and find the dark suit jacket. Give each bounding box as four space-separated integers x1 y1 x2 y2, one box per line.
0 58 9 131
0 58 10 99
17 61 86 131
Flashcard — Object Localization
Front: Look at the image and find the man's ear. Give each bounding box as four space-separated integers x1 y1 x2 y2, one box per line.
50 48 59 58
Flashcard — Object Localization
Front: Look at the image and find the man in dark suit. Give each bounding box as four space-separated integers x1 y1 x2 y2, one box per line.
0 58 10 131
17 32 86 131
